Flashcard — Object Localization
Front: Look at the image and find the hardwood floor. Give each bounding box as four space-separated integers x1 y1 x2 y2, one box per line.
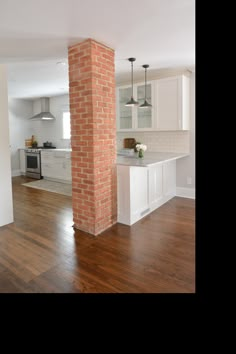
0 176 195 293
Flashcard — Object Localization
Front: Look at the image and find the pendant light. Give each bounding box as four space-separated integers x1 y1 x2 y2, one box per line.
139 64 152 108
125 58 139 106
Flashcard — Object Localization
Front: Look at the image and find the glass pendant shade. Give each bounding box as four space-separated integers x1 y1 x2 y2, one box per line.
139 64 152 108
125 58 139 106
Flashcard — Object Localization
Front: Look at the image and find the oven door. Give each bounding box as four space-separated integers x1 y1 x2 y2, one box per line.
25 152 41 174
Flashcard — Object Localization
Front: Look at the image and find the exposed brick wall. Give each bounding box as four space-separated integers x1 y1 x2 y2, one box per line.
68 39 117 236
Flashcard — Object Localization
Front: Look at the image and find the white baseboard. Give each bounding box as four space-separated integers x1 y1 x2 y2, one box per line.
11 169 21 177
176 187 195 199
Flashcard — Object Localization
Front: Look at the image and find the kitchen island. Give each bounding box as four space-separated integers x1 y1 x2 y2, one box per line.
117 152 188 225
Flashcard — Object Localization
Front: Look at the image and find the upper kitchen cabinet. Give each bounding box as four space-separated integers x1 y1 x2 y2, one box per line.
116 82 155 131
117 86 133 130
116 75 190 132
155 75 190 131
136 83 153 129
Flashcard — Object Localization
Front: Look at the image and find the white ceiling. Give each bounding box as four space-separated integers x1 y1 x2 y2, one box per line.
0 0 195 99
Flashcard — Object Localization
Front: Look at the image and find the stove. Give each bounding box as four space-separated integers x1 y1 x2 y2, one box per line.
25 149 41 179
25 148 42 153
25 146 57 179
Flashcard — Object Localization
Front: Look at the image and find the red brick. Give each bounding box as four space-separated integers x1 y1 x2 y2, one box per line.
68 38 116 236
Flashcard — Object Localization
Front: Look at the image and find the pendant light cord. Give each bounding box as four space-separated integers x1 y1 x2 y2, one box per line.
125 58 139 106
139 64 151 108
131 61 134 98
144 67 147 101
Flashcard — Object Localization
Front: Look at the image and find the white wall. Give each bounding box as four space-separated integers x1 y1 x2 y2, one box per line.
8 98 33 176
0 65 14 227
30 94 70 148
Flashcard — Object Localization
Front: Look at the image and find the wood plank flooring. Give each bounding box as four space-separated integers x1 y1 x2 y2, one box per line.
0 176 195 293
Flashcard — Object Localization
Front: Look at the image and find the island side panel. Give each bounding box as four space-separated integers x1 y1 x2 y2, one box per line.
130 166 150 225
117 165 131 225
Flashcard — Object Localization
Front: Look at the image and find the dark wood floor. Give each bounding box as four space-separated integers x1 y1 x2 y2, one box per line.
0 176 195 293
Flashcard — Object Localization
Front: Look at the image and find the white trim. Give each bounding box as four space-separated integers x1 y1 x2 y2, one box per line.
11 169 21 177
176 187 195 199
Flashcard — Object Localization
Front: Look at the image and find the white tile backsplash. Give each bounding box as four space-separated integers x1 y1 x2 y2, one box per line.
117 131 190 153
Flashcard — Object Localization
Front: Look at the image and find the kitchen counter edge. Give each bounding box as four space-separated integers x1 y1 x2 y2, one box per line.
116 152 189 167
18 148 72 152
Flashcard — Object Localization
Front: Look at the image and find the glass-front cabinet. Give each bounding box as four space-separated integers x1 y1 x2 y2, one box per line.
116 82 154 131
137 84 152 129
118 86 133 130
116 75 190 132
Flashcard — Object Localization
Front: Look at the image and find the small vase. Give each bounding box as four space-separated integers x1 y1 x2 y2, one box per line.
138 149 144 158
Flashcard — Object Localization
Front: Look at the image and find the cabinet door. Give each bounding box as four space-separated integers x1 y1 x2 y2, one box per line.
117 86 133 130
156 77 179 130
63 159 72 181
41 163 55 178
149 164 163 210
41 151 54 164
117 83 154 131
163 160 176 198
41 151 72 181
130 167 150 223
41 151 55 178
136 83 153 129
155 76 190 131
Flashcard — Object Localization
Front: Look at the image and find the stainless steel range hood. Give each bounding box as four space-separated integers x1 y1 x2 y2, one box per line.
29 97 55 120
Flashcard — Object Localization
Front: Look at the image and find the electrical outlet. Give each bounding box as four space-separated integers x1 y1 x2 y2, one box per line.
187 177 192 185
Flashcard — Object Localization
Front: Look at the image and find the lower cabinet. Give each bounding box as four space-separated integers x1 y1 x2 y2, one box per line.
41 151 71 182
149 163 163 211
117 160 176 225
117 166 150 225
163 160 176 199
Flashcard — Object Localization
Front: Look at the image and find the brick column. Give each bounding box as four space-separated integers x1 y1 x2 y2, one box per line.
68 39 117 236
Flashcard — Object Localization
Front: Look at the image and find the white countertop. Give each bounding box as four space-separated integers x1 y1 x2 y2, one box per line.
18 148 187 165
18 148 72 152
116 152 189 167
43 148 72 152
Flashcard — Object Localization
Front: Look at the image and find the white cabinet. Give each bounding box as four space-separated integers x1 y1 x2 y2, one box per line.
116 75 190 132
149 163 163 211
163 160 176 199
41 150 71 182
117 86 133 130
19 149 26 174
117 159 176 226
155 75 190 131
148 160 176 213
116 82 155 131
117 165 150 225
